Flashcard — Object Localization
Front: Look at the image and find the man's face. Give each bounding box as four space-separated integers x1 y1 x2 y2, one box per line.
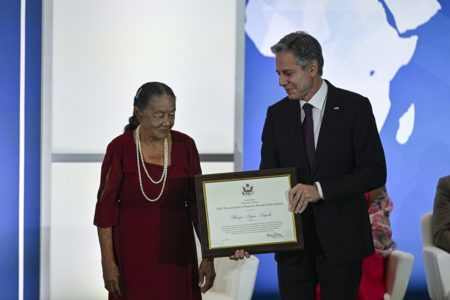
275 51 316 101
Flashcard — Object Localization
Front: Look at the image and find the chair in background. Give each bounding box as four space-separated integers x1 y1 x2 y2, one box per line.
421 212 450 300
383 250 414 300
196 237 259 300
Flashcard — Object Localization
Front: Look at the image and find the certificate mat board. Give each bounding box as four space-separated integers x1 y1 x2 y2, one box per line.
195 168 304 257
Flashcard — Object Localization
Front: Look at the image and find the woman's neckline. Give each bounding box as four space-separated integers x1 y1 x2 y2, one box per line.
136 130 173 167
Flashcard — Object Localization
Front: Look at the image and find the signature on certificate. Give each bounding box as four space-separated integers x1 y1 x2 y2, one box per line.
267 232 284 238
259 211 272 218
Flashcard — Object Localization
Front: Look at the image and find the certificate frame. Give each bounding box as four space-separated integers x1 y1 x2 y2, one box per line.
195 167 304 258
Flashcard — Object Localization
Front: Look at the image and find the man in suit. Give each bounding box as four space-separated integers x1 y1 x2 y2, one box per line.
432 175 450 253
261 31 386 299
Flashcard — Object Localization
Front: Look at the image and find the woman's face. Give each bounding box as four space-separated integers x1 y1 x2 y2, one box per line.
136 94 176 141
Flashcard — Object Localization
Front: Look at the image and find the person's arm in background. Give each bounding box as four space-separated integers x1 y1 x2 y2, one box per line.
432 176 450 253
367 186 384 207
367 186 396 257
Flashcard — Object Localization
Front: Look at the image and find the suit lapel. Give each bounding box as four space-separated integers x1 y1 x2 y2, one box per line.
313 82 342 174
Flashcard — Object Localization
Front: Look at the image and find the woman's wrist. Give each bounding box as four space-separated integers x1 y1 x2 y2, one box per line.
101 257 117 265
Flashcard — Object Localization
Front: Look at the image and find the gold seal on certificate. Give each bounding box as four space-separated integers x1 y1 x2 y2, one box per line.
195 168 304 258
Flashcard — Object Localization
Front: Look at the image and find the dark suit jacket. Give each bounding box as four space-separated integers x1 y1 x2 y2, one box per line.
432 175 450 252
260 80 386 263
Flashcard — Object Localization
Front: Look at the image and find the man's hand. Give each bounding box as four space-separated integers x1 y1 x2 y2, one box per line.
229 249 250 260
198 258 216 293
102 259 121 297
289 183 320 213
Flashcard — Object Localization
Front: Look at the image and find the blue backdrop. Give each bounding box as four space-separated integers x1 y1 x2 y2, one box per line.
0 0 41 299
0 1 21 298
243 0 450 294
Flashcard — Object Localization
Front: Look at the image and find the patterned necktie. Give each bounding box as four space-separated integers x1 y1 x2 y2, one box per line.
302 103 315 169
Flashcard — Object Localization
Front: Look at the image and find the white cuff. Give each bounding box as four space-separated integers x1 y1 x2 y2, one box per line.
315 182 324 199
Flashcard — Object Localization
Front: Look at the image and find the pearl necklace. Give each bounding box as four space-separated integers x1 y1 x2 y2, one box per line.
135 125 168 202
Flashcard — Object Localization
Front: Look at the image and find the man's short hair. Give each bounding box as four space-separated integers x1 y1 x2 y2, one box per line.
271 31 324 76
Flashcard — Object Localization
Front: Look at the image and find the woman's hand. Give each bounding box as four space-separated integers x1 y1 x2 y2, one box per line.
229 249 250 260
97 227 121 297
198 258 216 293
102 259 121 297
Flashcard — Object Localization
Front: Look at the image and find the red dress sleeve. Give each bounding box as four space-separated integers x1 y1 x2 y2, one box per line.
93 140 123 228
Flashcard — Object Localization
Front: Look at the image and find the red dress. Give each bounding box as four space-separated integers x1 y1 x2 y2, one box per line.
356 253 386 300
94 130 202 300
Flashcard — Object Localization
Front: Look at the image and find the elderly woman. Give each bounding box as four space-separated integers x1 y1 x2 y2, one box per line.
94 82 215 299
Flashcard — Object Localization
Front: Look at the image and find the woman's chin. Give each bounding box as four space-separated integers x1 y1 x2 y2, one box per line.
159 131 171 140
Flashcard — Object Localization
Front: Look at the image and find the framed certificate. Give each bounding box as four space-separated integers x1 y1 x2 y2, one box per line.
195 168 304 258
